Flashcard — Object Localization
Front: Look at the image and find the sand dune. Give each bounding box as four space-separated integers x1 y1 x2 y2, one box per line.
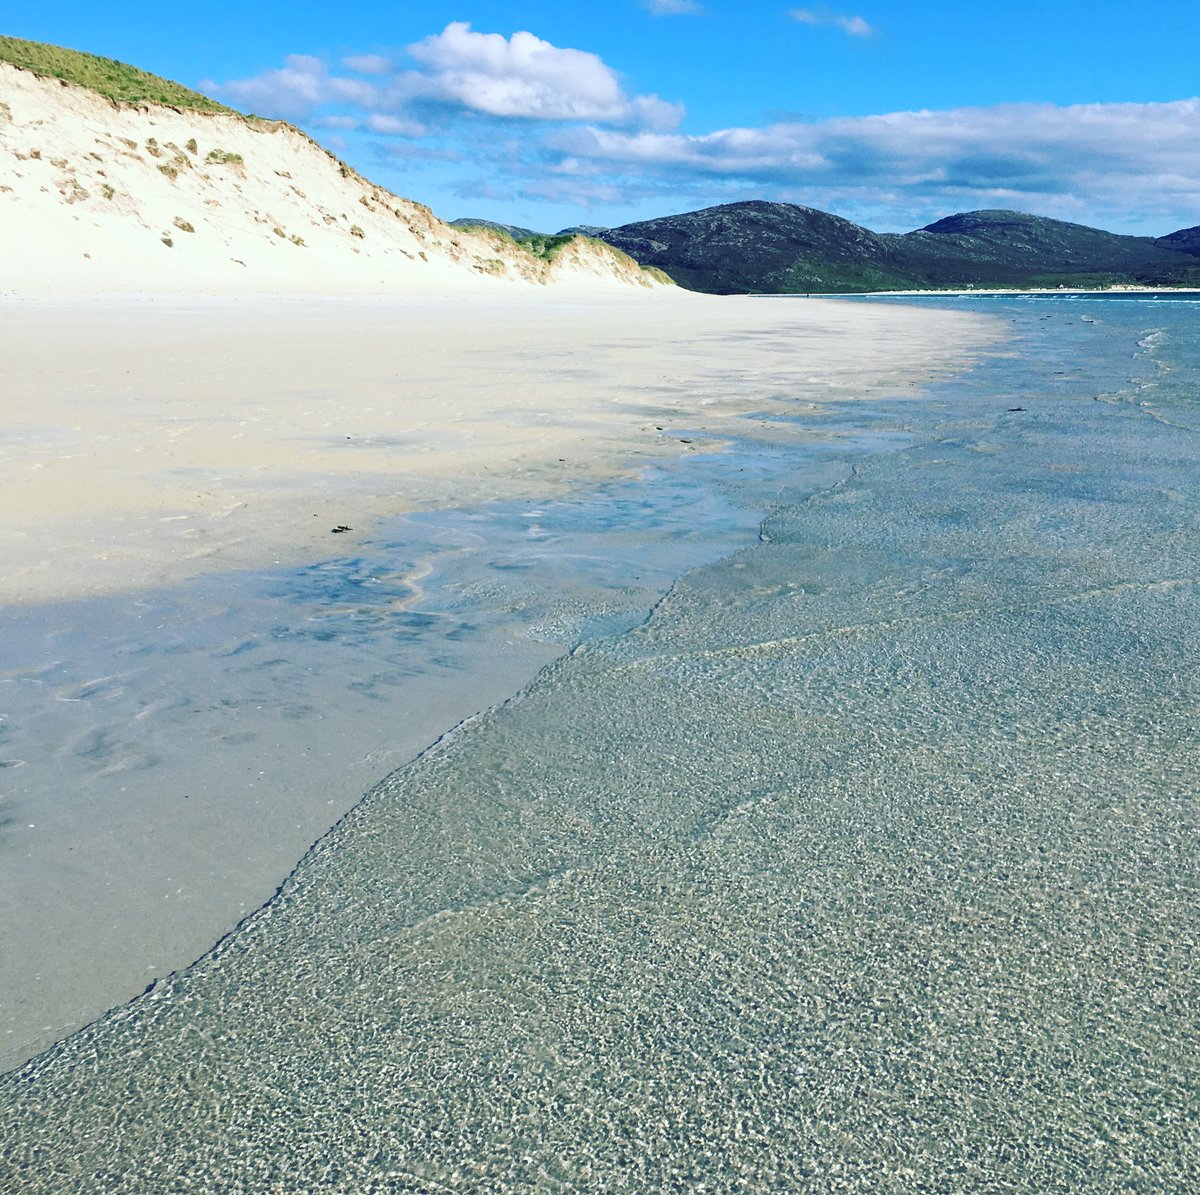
0 61 664 296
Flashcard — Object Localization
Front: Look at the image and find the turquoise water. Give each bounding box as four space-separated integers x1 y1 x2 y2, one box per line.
2 297 1198 1192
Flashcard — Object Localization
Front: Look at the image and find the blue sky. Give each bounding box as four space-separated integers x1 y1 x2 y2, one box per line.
10 2 1200 234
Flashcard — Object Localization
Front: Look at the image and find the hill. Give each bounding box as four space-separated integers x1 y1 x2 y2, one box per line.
449 217 543 240
901 210 1195 288
0 44 669 296
598 202 1200 293
598 201 917 294
1157 225 1200 256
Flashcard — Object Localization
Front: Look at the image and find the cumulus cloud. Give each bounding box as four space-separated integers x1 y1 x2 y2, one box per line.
208 54 380 119
406 22 652 122
210 23 682 131
544 99 1200 229
791 8 875 37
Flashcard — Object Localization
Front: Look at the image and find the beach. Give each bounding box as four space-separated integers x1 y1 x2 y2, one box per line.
3 291 1197 1190
0 290 998 1073
0 291 987 607
3 11 1198 1186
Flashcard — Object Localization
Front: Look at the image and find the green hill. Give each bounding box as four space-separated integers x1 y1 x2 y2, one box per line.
0 34 233 112
450 218 544 241
599 202 1200 293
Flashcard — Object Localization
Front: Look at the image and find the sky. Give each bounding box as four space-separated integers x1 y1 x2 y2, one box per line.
10 1 1200 235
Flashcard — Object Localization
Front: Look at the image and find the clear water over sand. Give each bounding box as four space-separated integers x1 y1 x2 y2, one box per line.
3 297 1198 1191
0 452 786 1068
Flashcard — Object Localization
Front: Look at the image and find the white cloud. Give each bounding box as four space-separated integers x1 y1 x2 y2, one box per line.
210 54 381 119
365 113 427 137
406 22 674 124
643 0 701 14
545 99 1200 231
791 9 875 37
631 93 688 132
342 53 392 75
210 23 682 132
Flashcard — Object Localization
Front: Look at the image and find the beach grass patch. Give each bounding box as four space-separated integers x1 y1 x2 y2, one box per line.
0 34 235 112
455 223 584 264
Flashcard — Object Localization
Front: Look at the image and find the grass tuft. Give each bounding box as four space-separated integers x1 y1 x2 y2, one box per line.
0 35 234 112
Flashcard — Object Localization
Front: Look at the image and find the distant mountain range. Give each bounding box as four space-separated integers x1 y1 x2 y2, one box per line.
456 203 1200 294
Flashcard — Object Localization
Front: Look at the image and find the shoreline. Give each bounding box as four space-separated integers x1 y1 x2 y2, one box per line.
0 290 1000 607
0 292 1003 1072
7 293 1196 1188
761 285 1200 297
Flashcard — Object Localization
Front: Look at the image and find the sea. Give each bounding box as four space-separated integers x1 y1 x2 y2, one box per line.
2 293 1197 1192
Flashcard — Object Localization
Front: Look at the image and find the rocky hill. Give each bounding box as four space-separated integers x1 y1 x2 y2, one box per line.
1158 225 1200 256
901 210 1195 286
598 202 1200 293
0 39 669 296
599 201 915 293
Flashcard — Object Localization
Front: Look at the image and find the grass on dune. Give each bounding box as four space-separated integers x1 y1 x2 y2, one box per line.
456 224 578 263
0 34 235 112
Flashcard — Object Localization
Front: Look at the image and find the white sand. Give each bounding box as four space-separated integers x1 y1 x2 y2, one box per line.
0 291 999 608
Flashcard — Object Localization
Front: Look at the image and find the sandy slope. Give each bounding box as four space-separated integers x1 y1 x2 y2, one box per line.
0 61 662 295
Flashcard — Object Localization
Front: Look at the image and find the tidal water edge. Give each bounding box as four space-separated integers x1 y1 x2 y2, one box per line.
2 296 1198 1192
0 449 784 1069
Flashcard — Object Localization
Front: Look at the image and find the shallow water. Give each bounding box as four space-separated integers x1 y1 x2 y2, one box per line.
2 297 1198 1192
2 447 818 1068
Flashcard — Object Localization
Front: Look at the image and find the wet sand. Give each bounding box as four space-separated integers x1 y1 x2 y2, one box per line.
0 291 996 606
4 296 1196 1190
0 292 1000 1072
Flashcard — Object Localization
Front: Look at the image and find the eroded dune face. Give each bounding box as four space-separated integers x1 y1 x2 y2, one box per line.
0 61 667 296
